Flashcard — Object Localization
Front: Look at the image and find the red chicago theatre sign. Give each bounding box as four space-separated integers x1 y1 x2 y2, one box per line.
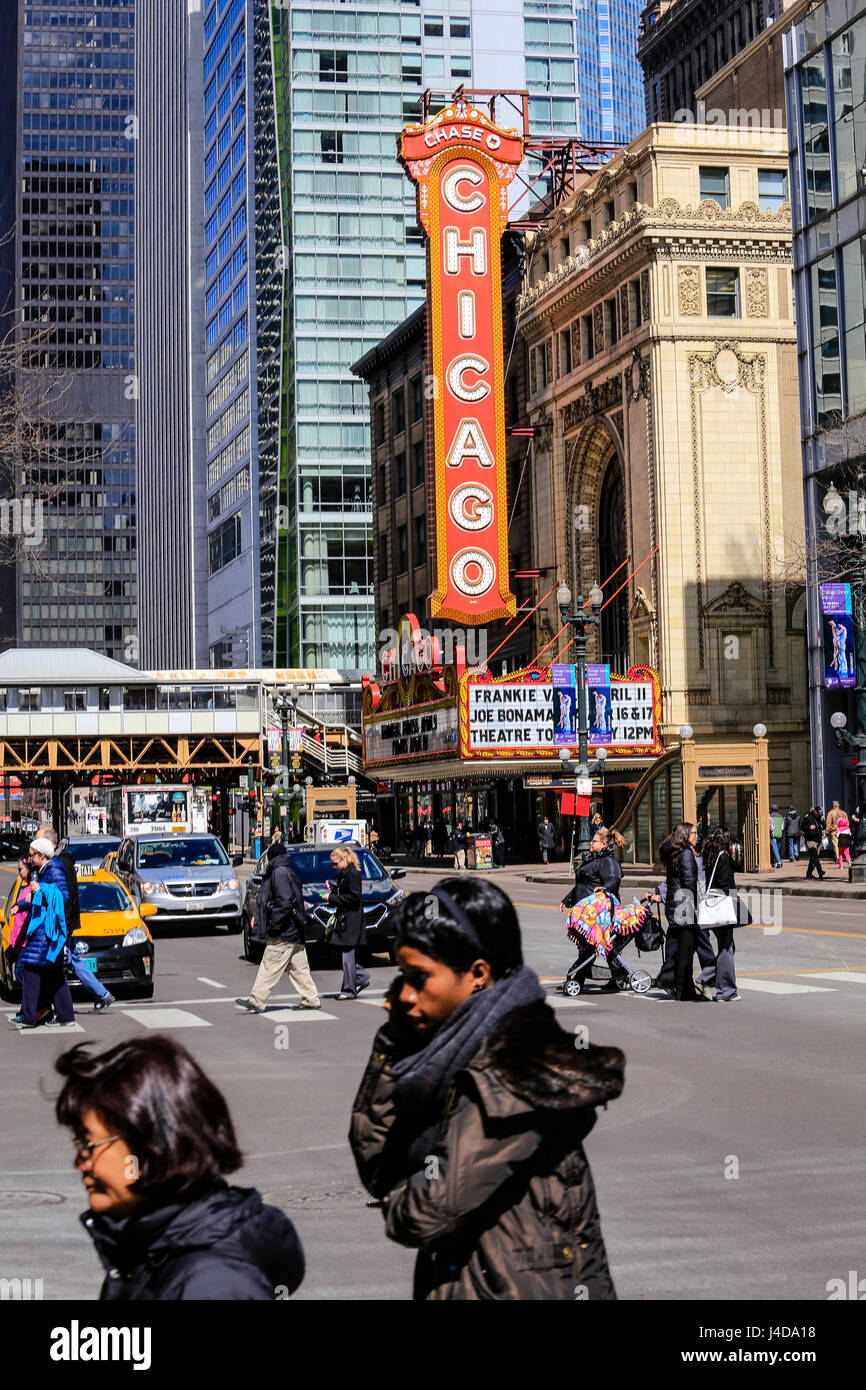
400 101 523 624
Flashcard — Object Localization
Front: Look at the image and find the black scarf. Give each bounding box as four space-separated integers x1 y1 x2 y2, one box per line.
390 965 545 1170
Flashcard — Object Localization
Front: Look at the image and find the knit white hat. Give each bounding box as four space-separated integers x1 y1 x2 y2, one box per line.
29 837 55 858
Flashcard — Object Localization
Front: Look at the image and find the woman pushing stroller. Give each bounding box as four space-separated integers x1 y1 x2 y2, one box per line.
559 826 631 989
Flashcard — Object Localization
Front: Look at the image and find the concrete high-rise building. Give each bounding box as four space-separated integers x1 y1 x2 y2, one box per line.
135 1 209 669
200 0 645 671
5 0 137 660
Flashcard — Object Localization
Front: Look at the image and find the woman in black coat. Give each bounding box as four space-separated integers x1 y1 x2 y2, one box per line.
55 1035 304 1300
559 826 628 988
327 846 369 1000
699 827 741 1001
663 821 707 1001
350 878 624 1300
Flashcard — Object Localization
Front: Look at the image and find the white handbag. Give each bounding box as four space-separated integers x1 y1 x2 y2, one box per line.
697 853 738 927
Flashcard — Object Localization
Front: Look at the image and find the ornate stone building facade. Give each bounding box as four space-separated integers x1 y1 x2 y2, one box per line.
518 124 810 807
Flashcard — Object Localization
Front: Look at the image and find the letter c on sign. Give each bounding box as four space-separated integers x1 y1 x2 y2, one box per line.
449 483 493 531
447 355 490 403
442 165 486 214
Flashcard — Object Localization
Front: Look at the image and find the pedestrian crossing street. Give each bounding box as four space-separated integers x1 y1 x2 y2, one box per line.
3 968 866 1033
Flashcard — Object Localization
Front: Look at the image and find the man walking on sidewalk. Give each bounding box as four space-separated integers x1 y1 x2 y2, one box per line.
784 806 802 862
236 849 320 1014
537 816 555 865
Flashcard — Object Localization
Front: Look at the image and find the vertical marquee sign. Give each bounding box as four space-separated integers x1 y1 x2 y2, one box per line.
400 101 523 624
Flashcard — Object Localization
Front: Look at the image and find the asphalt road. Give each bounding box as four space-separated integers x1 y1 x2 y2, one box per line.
0 861 864 1302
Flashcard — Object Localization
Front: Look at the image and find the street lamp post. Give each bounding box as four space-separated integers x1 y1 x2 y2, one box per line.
557 581 608 859
830 712 866 880
274 685 297 842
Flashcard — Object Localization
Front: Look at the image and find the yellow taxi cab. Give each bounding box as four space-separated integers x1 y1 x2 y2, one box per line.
100 849 118 875
0 867 156 1001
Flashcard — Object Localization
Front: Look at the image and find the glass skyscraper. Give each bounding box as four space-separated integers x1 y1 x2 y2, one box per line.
575 0 644 144
10 0 136 658
200 0 644 669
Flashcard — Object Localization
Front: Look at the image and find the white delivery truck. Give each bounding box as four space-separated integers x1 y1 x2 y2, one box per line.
305 819 368 848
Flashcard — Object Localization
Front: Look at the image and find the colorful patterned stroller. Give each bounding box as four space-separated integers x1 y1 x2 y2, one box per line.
562 889 654 996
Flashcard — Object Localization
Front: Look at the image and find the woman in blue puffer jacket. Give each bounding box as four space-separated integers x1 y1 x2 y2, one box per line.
17 838 76 1029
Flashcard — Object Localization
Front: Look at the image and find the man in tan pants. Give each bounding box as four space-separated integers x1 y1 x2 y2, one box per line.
825 801 843 860
236 851 320 1013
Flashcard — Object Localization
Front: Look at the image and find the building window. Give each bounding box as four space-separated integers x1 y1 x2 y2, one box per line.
699 166 730 208
559 235 570 263
605 297 618 346
392 390 405 435
582 218 592 242
413 439 425 487
559 328 572 375
627 180 638 207
208 513 242 576
319 50 348 82
415 516 427 565
375 402 385 445
758 168 788 212
603 199 615 226
628 278 643 329
706 267 740 317
581 313 594 362
99 688 111 711
424 18 443 35
379 533 388 578
411 376 423 421
19 688 41 712
378 462 387 503
395 452 407 497
321 131 343 164
64 689 87 712
397 525 408 574
450 19 470 38
451 56 471 77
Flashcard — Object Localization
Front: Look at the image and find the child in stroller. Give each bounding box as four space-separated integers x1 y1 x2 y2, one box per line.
561 889 655 996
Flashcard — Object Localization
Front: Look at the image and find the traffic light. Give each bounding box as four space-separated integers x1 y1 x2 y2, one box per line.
228 807 235 818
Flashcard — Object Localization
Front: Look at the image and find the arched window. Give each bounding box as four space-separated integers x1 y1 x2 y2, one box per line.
598 457 628 670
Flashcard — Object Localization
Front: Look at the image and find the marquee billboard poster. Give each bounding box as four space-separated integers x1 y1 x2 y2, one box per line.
399 100 522 625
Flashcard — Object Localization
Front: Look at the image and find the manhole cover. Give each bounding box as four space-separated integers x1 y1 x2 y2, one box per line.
0 1191 67 1209
262 1183 367 1210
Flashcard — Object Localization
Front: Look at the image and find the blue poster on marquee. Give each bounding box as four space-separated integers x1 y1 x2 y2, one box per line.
587 663 612 743
551 664 577 743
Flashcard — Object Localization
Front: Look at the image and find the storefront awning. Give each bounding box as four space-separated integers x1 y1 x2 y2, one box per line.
377 756 660 784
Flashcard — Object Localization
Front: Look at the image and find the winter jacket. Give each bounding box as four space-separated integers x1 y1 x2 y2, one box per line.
664 844 699 927
10 881 34 948
17 881 68 968
783 811 801 838
252 854 307 944
802 812 824 846
537 821 555 849
82 1183 304 1301
328 864 365 947
37 855 71 908
561 847 622 909
350 999 624 1301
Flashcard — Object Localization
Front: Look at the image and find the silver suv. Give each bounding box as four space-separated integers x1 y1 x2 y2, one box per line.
114 833 244 933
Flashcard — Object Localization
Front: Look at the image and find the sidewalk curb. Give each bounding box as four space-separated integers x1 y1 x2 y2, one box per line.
523 874 866 899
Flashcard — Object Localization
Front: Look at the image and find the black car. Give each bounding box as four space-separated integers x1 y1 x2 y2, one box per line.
0 832 30 861
241 843 407 965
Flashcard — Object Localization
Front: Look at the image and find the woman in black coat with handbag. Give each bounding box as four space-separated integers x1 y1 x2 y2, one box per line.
327 847 369 1000
699 827 741 1001
663 822 708 1002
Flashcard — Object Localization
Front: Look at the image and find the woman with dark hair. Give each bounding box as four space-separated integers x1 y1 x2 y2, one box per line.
699 828 741 1002
350 878 625 1300
54 1035 304 1300
559 825 628 989
664 822 708 1002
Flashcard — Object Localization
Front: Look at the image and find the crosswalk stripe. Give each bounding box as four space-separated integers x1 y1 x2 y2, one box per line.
547 996 597 1008
800 971 866 984
120 1008 211 1029
257 1008 337 1022
197 977 225 989
736 979 836 995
